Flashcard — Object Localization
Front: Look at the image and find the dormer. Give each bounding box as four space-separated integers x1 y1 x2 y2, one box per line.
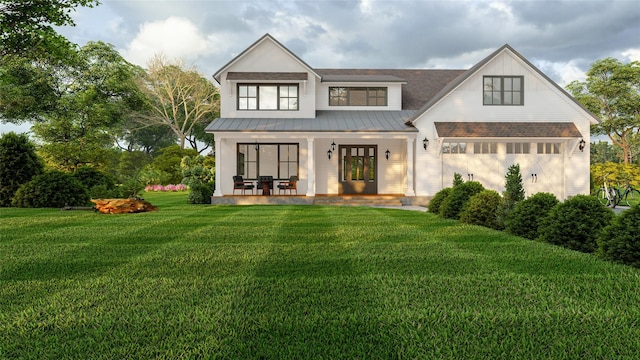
213 34 320 119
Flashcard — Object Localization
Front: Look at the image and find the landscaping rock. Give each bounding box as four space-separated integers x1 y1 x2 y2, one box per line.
91 198 158 214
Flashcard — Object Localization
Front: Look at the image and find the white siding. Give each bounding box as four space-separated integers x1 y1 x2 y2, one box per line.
218 39 317 119
413 50 593 200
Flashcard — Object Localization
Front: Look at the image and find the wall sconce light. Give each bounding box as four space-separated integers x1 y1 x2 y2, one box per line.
385 149 390 160
327 149 332 160
254 141 259 151
331 140 336 151
423 137 429 150
578 139 586 152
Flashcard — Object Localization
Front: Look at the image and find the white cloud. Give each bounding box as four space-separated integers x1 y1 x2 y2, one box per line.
121 17 213 68
534 60 586 86
622 48 640 62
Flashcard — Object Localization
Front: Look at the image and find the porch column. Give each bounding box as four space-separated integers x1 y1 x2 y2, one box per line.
213 137 223 197
405 138 416 196
306 137 316 196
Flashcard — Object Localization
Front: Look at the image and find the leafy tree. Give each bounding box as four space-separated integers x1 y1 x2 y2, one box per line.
0 0 99 61
134 54 219 151
0 132 44 206
567 58 640 164
149 145 198 184
591 141 620 164
30 42 145 171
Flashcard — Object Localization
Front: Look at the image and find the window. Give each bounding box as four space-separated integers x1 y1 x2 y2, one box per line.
329 87 387 106
483 76 523 105
507 143 531 154
473 142 497 154
237 143 299 179
537 143 561 154
237 84 298 110
442 142 467 154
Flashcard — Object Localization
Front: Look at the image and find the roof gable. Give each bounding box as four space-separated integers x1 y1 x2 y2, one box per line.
407 44 599 124
213 33 320 83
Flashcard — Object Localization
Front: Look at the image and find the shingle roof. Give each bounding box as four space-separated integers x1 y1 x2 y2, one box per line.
205 110 418 133
321 74 407 83
434 122 583 138
315 69 466 110
227 72 308 81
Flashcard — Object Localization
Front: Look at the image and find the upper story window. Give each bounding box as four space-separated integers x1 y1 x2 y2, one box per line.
483 76 523 105
329 87 387 106
442 142 467 154
238 84 298 111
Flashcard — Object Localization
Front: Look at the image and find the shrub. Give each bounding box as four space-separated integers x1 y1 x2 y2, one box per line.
506 192 559 240
460 190 503 229
439 181 485 219
428 187 452 214
452 173 464 187
598 205 640 268
72 167 117 198
12 171 90 208
0 132 44 206
538 195 615 253
181 155 215 204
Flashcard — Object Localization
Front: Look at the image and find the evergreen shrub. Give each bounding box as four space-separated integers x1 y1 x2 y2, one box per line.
428 187 452 214
538 195 614 253
506 192 559 240
439 181 485 219
460 190 503 229
598 205 640 268
0 132 44 206
12 171 90 208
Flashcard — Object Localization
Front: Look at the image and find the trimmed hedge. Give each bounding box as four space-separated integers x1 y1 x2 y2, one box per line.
538 195 614 253
12 171 90 208
506 192 559 240
598 205 640 268
460 190 503 229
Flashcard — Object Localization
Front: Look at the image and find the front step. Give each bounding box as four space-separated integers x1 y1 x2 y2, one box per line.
313 195 403 207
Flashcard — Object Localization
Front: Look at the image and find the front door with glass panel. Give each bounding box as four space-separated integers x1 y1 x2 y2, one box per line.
339 145 377 194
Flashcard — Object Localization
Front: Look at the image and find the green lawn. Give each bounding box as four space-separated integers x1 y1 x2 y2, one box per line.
1 192 639 359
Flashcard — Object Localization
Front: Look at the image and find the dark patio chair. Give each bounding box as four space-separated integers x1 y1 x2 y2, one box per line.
277 176 298 195
233 175 255 195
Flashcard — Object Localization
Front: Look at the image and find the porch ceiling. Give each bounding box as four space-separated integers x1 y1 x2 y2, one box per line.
206 110 419 133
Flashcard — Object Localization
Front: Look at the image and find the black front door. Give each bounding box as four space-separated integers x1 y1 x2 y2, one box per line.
339 145 377 194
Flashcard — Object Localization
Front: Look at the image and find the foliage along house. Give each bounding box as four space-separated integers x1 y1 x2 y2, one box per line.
206 34 597 204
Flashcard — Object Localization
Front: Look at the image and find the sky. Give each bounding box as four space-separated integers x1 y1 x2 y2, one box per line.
2 0 640 134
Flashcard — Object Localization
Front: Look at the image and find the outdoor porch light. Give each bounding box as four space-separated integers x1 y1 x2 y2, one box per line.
327 149 333 160
254 141 259 151
385 149 391 160
423 137 429 150
578 139 586 152
331 140 336 151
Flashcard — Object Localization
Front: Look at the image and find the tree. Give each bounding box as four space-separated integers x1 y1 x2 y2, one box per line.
135 55 220 151
0 0 99 61
30 42 145 171
567 58 640 164
0 132 44 206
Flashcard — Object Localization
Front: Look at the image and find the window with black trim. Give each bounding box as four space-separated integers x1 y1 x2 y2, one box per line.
442 142 467 154
237 143 299 179
483 76 523 105
329 87 387 106
237 84 298 110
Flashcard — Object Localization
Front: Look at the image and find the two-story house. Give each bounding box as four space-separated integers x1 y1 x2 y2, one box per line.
206 34 597 204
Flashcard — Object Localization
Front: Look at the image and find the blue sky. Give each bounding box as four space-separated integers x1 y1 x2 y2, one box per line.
2 0 639 135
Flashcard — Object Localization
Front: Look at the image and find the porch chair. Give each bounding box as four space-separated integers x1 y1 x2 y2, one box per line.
277 176 298 195
233 175 255 195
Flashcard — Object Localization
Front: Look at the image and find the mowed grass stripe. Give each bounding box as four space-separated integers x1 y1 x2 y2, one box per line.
1 191 639 359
